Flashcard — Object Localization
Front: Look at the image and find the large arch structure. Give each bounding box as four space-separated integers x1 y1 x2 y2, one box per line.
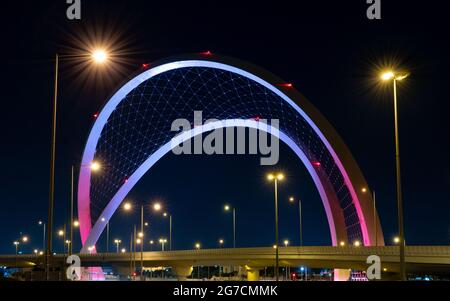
78 54 384 253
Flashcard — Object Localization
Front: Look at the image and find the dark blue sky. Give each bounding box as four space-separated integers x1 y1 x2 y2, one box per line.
0 0 449 254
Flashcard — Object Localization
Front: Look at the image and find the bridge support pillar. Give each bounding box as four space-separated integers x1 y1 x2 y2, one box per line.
334 269 350 281
172 265 193 281
245 266 260 281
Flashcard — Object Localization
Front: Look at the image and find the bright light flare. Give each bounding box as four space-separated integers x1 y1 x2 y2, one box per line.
90 161 101 172
153 203 162 211
92 49 108 64
381 71 395 81
123 202 132 211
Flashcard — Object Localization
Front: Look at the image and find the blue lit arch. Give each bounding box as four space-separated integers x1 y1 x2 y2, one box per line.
78 55 384 252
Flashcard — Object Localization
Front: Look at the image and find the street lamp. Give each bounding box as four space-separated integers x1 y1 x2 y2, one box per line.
57 226 67 256
195 243 201 250
224 204 236 248
163 212 173 251
267 172 284 281
380 69 409 281
288 196 303 246
38 221 46 252
114 239 122 253
45 50 110 280
339 241 346 247
149 240 154 251
353 240 361 247
393 236 400 244
219 239 224 248
283 240 289 247
123 202 132 211
92 49 108 64
159 238 168 251
153 202 162 212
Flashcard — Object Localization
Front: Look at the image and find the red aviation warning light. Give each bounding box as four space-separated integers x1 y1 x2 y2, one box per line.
278 83 293 88
201 50 212 56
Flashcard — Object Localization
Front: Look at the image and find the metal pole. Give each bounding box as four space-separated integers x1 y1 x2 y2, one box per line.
63 224 66 258
106 222 110 253
15 244 18 269
299 199 303 247
393 79 406 281
70 166 74 255
43 223 46 253
133 225 136 278
169 215 172 251
129 233 132 278
274 179 279 281
45 53 58 280
232 208 236 248
141 205 144 280
373 191 377 247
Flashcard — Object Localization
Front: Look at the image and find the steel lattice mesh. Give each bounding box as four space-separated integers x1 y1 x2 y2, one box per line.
90 67 363 242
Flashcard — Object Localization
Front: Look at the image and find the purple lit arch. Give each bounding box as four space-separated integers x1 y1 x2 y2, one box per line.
78 55 384 253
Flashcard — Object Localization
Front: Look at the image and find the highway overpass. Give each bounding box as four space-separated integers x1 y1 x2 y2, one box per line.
1 246 449 280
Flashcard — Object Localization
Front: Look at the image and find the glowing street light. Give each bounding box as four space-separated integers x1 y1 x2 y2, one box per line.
288 196 303 246
224 204 236 248
123 202 132 211
159 238 168 251
91 49 108 64
162 212 173 251
380 69 409 281
267 172 285 281
114 239 122 253
195 242 201 250
73 220 79 227
393 236 400 244
90 161 101 171
283 240 289 247
121 248 126 253
58 230 64 237
22 236 28 243
353 240 361 247
153 202 162 211
339 241 346 247
219 239 224 248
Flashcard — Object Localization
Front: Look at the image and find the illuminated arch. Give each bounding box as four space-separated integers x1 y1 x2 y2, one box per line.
78 54 384 252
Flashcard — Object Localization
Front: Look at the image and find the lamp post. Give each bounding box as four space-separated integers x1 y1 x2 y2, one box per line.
224 205 236 248
114 239 122 253
267 172 284 281
140 205 144 280
288 197 303 246
381 70 409 281
149 240 154 251
38 221 46 252
163 212 173 251
45 50 109 280
159 238 167 251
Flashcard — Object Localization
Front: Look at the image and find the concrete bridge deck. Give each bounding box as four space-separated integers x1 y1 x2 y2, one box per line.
1 246 449 275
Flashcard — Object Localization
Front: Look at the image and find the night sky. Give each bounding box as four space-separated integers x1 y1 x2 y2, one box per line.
0 0 449 254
